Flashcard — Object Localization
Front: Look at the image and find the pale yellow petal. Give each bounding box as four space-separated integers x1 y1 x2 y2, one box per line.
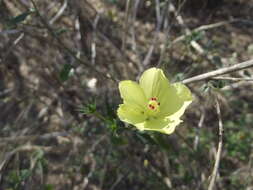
172 82 193 101
158 84 184 117
139 68 169 99
139 68 184 117
143 117 181 135
167 83 193 120
119 80 147 108
117 104 146 130
167 100 192 122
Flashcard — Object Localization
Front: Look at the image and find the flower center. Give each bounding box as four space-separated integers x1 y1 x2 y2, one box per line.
147 97 160 113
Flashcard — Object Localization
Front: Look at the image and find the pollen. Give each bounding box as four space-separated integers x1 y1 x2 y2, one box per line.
148 97 160 112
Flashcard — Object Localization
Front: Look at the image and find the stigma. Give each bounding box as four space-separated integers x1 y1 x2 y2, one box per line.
148 97 160 112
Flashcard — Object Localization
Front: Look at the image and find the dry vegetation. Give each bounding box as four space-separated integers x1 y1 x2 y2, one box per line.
0 0 253 189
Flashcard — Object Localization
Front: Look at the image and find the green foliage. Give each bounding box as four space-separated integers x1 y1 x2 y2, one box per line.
184 31 205 44
211 56 223 67
225 114 253 162
110 133 128 146
79 101 97 115
7 169 32 189
5 149 48 189
32 149 48 171
151 133 171 151
59 64 74 82
7 9 35 28
173 72 186 82
106 118 118 132
210 80 227 89
44 184 55 190
199 80 228 94
106 0 118 4
54 28 69 36
135 132 157 146
199 83 211 93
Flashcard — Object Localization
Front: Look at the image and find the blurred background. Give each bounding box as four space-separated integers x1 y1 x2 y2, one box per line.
0 0 253 189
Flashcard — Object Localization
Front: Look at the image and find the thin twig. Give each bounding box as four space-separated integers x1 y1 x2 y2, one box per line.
0 33 24 64
194 109 205 150
208 97 223 190
49 0 68 25
0 88 13 97
122 0 131 51
91 15 100 65
169 2 205 54
0 29 21 35
143 0 166 66
172 20 235 45
157 0 171 67
109 171 130 190
212 76 253 81
182 59 253 84
0 132 69 144
130 0 143 71
155 0 161 24
0 144 53 181
221 81 253 91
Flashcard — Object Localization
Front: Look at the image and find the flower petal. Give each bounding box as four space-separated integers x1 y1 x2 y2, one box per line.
158 84 184 117
119 80 147 108
139 68 169 99
167 83 193 121
172 83 193 101
143 117 181 135
117 104 146 130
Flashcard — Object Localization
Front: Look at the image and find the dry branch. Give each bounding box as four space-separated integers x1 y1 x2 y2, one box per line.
208 97 223 190
182 59 253 84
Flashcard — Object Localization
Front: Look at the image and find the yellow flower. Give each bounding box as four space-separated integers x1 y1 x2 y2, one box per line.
117 68 193 135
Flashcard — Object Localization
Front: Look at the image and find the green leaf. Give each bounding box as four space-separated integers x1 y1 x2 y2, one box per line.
199 83 210 93
8 11 33 26
44 184 55 190
210 80 226 89
55 28 68 36
212 56 222 67
184 31 205 44
135 132 157 145
243 70 251 77
110 134 127 146
107 0 118 3
106 119 118 132
173 72 185 81
20 169 31 181
59 64 73 82
12 13 30 23
32 149 44 160
79 101 97 115
151 133 171 151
